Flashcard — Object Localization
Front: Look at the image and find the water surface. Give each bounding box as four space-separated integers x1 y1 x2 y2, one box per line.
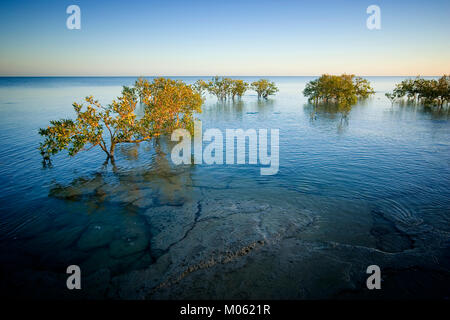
0 76 449 299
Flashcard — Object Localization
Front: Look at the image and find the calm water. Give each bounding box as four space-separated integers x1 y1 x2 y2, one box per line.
0 77 449 299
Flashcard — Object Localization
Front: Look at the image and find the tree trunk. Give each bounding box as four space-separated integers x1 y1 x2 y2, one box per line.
109 143 116 159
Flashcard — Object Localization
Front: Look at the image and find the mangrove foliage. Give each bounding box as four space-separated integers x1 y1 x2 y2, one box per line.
39 77 203 165
303 74 375 106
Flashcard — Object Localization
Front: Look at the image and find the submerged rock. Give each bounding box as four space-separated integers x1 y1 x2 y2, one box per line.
109 188 146 204
109 237 148 259
109 219 149 258
81 247 145 276
199 198 271 220
132 196 154 209
143 202 198 255
77 224 116 251
371 211 414 253
110 193 317 299
49 175 106 201
49 185 84 201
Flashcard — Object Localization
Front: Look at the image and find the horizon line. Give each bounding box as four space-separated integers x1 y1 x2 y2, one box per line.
0 74 446 78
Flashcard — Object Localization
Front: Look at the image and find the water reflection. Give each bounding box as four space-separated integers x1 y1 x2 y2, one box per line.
119 144 139 161
203 98 275 122
303 102 352 133
392 101 450 120
204 100 245 120
50 140 195 208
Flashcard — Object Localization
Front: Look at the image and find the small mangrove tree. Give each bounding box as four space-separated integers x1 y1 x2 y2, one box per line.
38 77 203 165
303 74 374 106
385 75 450 108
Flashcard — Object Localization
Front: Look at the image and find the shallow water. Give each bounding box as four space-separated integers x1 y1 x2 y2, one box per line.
0 76 449 299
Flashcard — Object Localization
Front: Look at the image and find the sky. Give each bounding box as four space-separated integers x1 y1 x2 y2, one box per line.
0 0 449 76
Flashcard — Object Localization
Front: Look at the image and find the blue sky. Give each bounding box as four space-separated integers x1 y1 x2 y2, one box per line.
0 0 449 76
